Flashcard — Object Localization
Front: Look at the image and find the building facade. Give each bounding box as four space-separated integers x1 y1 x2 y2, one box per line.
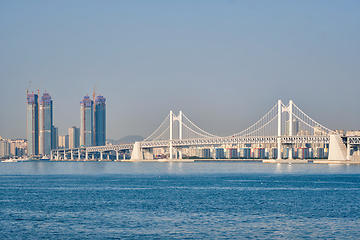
52 126 58 150
27 93 39 156
58 135 69 149
0 137 10 158
69 126 80 149
10 139 27 157
39 92 53 155
80 96 93 147
94 95 106 146
285 119 300 136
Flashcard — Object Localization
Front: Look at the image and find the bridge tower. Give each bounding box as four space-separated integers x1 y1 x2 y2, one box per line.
169 111 173 159
277 100 282 160
288 100 293 159
179 111 183 159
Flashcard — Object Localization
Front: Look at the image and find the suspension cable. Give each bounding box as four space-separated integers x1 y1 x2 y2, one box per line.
143 113 170 141
181 113 218 137
232 103 278 137
291 102 332 132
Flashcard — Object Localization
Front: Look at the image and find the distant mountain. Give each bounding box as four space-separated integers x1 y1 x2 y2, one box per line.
106 135 144 145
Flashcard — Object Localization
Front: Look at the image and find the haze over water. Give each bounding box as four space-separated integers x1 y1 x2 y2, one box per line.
1 161 360 239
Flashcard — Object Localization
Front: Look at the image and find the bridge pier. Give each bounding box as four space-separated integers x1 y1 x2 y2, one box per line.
179 147 182 159
131 142 144 160
277 138 282 159
347 138 351 160
289 146 293 160
277 100 282 160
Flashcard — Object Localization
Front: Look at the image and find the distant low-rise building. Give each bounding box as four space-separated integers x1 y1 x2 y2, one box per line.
10 139 27 157
346 130 360 136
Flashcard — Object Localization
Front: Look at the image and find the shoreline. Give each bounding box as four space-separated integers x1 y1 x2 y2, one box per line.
2 158 360 164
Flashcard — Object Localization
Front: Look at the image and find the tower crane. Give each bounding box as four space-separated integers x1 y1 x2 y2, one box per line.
93 82 99 145
26 81 32 94
93 82 99 102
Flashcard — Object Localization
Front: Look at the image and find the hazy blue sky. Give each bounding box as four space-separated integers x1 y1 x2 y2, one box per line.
1 0 359 140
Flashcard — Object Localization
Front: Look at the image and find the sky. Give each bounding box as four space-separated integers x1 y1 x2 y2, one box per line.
0 0 359 140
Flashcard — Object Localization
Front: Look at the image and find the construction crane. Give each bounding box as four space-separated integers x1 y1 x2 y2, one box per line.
93 82 99 146
93 82 99 102
26 81 32 94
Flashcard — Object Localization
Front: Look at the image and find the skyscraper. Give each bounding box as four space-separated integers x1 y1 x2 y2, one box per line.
39 92 53 155
69 126 80 149
285 119 300 136
80 95 93 147
58 135 69 149
27 93 39 156
94 95 106 146
52 126 58 149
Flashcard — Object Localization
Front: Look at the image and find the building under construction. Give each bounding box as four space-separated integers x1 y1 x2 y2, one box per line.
27 91 55 156
94 95 106 146
27 93 39 156
40 92 53 155
80 95 93 147
80 94 106 147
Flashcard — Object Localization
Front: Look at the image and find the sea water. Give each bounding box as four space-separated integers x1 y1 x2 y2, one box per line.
1 161 360 239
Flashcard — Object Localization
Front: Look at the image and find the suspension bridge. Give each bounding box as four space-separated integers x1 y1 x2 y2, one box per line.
51 100 360 162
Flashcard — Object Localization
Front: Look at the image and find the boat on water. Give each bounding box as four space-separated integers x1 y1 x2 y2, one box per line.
17 156 31 161
1 158 18 163
40 155 50 161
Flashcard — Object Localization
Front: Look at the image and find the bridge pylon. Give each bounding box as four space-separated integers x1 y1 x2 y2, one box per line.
277 100 282 160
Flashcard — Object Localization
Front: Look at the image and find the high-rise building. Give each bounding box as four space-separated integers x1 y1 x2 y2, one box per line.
285 119 300 136
39 92 53 156
94 95 106 146
58 135 69 149
69 126 80 149
80 96 93 147
27 93 39 156
52 126 58 149
0 137 10 158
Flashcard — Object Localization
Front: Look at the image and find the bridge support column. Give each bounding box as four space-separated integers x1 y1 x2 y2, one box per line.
289 147 293 160
71 150 73 160
100 151 103 160
56 150 59 160
85 150 88 160
131 142 144 160
64 150 67 160
50 151 53 160
179 147 182 159
347 138 351 160
78 148 80 160
328 135 347 161
116 151 119 160
170 111 173 159
277 100 282 160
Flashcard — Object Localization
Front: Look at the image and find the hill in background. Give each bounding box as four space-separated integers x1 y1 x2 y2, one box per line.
106 135 144 145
